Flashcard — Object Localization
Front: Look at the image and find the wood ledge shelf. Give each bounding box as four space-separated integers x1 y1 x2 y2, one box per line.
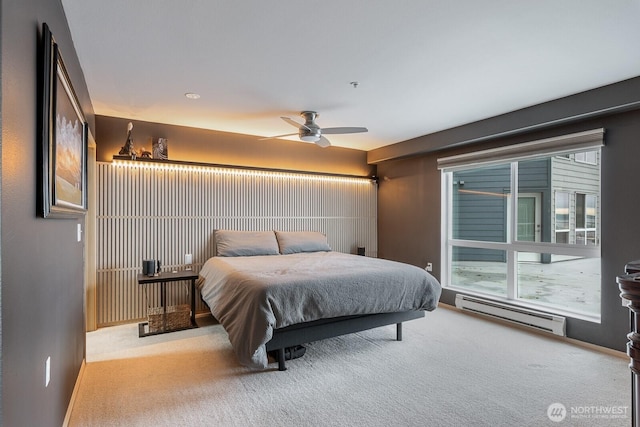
111 155 375 181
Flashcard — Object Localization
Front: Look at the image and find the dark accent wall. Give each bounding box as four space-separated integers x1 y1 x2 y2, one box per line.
1 1 94 426
376 96 640 351
96 115 374 177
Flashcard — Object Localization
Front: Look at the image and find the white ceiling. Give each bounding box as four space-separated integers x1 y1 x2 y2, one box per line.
61 0 640 151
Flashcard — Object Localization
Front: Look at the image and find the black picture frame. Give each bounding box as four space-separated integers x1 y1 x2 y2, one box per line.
39 23 88 218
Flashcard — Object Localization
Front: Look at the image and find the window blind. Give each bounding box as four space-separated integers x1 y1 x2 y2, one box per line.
437 128 604 172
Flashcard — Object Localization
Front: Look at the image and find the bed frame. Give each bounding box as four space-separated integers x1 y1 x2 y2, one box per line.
265 310 425 371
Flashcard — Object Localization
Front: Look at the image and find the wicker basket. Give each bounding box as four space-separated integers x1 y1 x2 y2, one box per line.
148 304 191 333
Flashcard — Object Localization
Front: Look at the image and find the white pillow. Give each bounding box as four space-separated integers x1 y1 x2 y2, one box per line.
214 230 279 257
274 231 331 255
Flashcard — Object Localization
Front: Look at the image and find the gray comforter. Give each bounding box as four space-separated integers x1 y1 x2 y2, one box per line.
197 251 442 368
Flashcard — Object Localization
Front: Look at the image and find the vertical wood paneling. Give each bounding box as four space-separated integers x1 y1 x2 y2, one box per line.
96 162 377 326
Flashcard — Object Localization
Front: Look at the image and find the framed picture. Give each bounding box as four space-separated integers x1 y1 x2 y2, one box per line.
152 137 169 160
39 23 88 218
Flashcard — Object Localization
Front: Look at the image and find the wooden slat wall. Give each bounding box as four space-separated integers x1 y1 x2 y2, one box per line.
96 162 378 326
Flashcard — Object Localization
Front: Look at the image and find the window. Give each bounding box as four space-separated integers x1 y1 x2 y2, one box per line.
439 129 603 320
576 193 597 245
555 192 569 244
575 150 598 165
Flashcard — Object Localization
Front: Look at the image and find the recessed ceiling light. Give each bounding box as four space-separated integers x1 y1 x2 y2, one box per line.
185 92 201 99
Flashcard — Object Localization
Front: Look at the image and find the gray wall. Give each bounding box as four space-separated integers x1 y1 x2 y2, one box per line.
96 115 375 177
1 0 94 425
375 86 640 351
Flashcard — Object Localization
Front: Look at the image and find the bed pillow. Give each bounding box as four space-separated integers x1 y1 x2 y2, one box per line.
275 231 331 255
214 230 280 257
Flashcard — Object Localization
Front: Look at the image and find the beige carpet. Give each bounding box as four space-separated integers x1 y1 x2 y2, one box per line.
69 306 630 426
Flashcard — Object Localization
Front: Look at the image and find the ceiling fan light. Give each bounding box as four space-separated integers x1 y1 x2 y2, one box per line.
300 134 320 142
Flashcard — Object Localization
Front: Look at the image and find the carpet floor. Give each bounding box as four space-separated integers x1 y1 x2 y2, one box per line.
69 306 630 426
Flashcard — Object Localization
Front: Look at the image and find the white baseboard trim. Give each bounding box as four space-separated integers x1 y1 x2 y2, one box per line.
62 358 86 427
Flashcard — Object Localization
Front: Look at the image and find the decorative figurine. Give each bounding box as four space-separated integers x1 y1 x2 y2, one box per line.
139 148 152 159
118 122 135 158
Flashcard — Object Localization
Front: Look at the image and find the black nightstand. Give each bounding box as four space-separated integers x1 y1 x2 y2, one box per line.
137 270 199 337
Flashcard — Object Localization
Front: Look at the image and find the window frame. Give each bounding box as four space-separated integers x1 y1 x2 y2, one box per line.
576 193 598 245
575 151 598 165
439 129 603 321
554 191 570 244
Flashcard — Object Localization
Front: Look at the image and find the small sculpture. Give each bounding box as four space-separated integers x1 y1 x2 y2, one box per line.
139 148 152 159
118 122 135 157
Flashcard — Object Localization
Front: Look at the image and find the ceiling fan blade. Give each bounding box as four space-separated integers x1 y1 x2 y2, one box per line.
315 136 331 148
281 116 310 130
320 126 368 135
259 132 298 140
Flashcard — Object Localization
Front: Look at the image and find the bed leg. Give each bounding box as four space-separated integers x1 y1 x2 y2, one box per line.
396 323 403 341
277 348 287 371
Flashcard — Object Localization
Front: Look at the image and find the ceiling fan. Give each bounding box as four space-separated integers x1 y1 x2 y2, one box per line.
266 111 368 148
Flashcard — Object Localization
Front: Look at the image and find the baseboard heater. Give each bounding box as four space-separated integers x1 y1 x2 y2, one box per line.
454 294 566 336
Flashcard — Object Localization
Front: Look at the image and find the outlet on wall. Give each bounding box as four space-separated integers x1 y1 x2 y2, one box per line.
426 263 433 272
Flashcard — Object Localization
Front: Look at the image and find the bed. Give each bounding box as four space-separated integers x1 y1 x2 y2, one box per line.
197 230 442 370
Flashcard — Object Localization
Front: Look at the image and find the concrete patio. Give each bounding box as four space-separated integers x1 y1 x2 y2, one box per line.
450 257 602 317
